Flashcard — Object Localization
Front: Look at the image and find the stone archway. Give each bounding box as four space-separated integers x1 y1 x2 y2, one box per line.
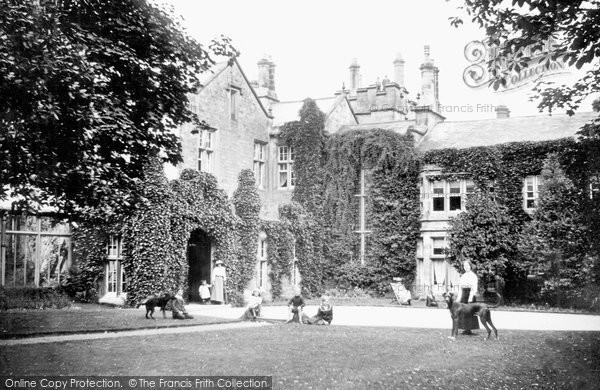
187 229 212 302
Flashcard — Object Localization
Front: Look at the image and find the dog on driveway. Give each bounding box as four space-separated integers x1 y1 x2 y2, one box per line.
138 294 177 319
443 292 498 340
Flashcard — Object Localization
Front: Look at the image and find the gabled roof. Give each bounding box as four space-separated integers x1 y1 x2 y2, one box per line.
197 58 273 119
339 119 418 135
416 111 597 151
270 95 357 128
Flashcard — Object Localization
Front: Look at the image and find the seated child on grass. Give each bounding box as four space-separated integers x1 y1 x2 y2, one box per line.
167 289 193 320
241 289 263 321
303 295 333 325
286 287 305 323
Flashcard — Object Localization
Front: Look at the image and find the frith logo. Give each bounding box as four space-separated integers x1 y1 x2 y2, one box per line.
463 38 568 91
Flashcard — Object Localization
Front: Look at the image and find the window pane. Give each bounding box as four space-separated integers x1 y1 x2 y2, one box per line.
527 199 535 208
279 146 288 162
466 181 475 194
206 151 213 173
432 238 445 255
449 196 461 210
433 197 445 211
206 132 213 149
107 261 117 293
290 165 295 186
279 172 288 188
449 182 460 193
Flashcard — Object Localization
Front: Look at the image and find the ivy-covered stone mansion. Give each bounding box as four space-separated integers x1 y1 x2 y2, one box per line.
1 46 597 304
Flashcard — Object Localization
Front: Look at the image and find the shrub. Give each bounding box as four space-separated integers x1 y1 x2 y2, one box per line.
0 287 72 310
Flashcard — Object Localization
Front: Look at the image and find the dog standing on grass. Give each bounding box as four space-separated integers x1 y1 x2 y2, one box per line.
443 292 498 340
137 294 177 319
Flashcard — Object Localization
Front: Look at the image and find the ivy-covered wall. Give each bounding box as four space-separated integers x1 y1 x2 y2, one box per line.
280 99 422 294
71 161 242 306
422 137 598 304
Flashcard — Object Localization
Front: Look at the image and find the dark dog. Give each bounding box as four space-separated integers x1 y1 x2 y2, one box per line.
443 292 498 340
138 294 176 319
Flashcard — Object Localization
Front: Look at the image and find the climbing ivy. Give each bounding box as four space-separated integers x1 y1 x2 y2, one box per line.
422 138 585 225
72 161 241 306
232 170 261 294
321 129 421 292
279 99 328 216
422 138 593 302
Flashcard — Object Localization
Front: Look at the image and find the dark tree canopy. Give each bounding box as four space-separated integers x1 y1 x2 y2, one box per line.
0 0 237 216
451 0 600 115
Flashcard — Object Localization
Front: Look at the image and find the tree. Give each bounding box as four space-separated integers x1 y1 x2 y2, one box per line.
0 0 237 216
450 0 600 116
446 191 515 284
518 153 591 307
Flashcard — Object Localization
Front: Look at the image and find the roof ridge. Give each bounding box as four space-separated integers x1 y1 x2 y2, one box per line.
441 111 596 123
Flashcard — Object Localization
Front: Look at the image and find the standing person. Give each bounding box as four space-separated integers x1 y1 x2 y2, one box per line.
211 260 226 304
457 260 480 334
198 280 211 304
286 286 305 323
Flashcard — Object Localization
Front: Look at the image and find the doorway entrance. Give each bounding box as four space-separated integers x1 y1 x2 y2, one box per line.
187 229 211 302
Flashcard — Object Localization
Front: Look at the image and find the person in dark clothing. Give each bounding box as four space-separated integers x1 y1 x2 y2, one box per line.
286 287 305 323
167 289 193 319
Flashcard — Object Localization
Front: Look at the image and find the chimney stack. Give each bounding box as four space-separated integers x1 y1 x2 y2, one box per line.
420 45 440 111
349 58 360 91
257 56 276 91
393 52 405 88
496 105 510 119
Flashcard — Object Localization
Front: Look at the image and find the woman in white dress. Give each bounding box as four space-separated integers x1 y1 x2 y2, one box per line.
457 260 480 334
211 260 227 304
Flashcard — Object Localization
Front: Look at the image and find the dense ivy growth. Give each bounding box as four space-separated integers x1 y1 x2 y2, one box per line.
280 99 421 295
322 129 421 292
423 138 585 225
446 191 514 282
519 153 594 308
423 138 599 306
72 161 241 306
280 99 328 215
231 170 262 296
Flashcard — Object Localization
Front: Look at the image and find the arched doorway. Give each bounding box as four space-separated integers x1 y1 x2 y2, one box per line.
187 229 212 302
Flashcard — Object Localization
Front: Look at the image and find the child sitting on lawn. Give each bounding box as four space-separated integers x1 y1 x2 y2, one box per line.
286 286 305 323
303 295 333 325
241 289 263 321
168 289 193 320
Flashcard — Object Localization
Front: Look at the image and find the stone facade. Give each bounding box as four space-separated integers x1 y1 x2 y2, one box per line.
180 60 272 209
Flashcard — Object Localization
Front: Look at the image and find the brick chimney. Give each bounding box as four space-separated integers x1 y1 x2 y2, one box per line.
496 105 510 119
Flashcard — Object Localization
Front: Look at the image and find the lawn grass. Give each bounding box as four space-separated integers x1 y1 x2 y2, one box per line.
1 325 598 389
0 304 236 338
